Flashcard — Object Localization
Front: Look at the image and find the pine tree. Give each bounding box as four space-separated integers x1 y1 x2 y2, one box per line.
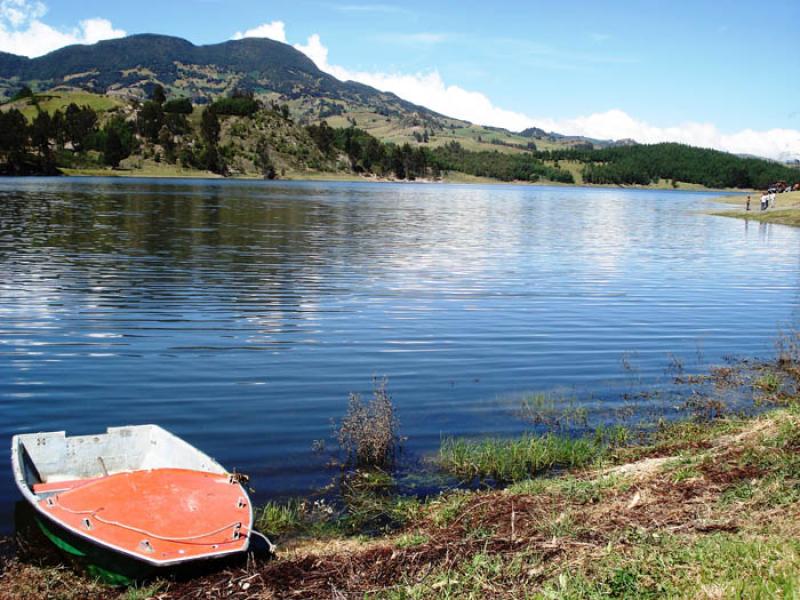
104 129 124 168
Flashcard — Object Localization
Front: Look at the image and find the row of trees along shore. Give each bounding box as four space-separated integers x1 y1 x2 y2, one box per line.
536 144 796 190
307 122 796 189
0 86 274 176
307 122 576 183
1 85 796 189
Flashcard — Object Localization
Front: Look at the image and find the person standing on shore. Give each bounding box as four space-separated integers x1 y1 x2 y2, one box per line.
746 195 751 211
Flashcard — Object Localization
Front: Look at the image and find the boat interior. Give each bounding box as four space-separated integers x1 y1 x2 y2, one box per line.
13 425 225 497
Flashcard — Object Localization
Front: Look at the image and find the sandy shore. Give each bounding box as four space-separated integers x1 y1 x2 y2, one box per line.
710 190 800 227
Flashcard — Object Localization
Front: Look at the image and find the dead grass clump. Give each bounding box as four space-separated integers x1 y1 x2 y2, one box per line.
336 378 400 468
685 395 729 422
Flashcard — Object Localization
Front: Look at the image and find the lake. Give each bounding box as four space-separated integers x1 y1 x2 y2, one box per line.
1 178 798 530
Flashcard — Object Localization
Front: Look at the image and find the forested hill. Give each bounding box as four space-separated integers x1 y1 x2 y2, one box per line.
540 143 796 190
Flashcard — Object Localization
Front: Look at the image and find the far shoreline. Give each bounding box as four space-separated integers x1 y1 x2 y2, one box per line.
708 190 800 228
7 167 754 195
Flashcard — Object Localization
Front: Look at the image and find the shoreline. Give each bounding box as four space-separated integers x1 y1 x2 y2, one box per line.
9 167 750 194
709 190 800 227
2 350 799 598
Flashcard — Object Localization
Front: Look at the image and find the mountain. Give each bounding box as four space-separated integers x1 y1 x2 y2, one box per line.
519 126 635 150
0 34 438 119
0 34 608 154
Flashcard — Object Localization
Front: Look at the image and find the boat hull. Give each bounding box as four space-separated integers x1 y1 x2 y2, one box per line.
35 512 153 585
24 510 260 585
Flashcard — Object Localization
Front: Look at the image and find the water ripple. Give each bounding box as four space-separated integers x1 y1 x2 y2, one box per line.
0 179 799 528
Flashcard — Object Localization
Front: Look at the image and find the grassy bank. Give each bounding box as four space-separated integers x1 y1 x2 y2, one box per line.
711 190 800 227
3 351 800 598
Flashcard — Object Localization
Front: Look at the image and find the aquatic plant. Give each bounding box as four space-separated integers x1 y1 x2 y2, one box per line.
518 392 588 433
755 372 782 395
255 499 308 536
336 378 400 468
439 432 603 483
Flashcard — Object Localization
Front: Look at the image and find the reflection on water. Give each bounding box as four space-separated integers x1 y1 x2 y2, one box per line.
1 178 798 529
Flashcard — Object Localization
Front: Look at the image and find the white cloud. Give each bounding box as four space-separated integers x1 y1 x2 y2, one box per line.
232 20 287 43
0 1 125 57
283 31 800 160
293 34 339 74
1 0 45 27
79 18 125 45
532 111 800 161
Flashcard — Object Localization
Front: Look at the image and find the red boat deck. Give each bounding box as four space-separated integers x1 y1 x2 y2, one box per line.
37 468 251 563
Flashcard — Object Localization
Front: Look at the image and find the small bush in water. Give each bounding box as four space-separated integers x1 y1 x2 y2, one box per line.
336 378 399 468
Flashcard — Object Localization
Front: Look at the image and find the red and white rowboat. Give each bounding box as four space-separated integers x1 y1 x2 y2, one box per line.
11 425 269 580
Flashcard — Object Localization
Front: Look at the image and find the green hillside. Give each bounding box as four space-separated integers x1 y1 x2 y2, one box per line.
1 85 797 191
0 34 603 157
1 88 122 121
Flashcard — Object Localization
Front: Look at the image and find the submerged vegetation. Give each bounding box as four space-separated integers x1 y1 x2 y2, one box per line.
439 433 603 483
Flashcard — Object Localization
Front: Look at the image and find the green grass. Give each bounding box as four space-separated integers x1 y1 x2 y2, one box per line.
2 90 122 121
62 159 219 179
255 499 307 537
717 209 800 228
384 526 800 599
664 456 703 483
427 491 472 527
439 432 604 483
734 417 800 507
508 472 631 503
381 550 543 600
395 533 430 549
124 582 165 600
254 470 422 541
538 533 800 599
754 371 783 394
518 391 588 432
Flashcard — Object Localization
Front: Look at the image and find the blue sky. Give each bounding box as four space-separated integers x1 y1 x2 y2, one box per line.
2 0 799 158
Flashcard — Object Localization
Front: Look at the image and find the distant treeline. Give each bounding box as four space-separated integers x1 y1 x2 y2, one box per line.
1 87 795 189
530 144 796 189
307 123 437 180
306 122 576 183
304 123 794 189
432 141 575 183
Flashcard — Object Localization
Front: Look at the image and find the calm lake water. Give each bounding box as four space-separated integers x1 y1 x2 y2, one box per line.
1 178 799 529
